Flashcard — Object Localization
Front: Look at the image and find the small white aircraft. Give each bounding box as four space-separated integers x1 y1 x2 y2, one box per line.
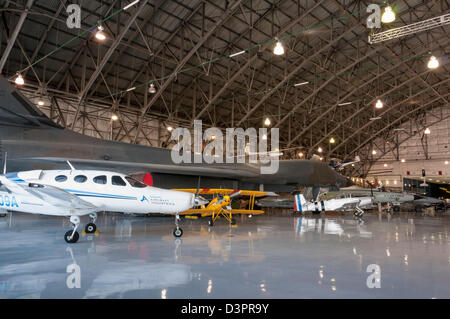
3 163 195 243
330 156 361 171
294 193 371 217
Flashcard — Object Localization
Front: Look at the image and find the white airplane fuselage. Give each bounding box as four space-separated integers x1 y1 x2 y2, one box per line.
7 170 195 214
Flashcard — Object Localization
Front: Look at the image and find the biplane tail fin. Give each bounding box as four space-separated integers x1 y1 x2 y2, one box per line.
294 194 307 212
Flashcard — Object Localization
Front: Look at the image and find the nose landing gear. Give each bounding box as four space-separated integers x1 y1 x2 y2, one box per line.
354 206 364 218
65 216 81 243
173 213 183 238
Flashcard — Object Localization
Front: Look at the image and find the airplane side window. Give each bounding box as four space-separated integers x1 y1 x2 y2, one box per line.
93 175 107 185
125 176 147 188
55 175 67 182
74 175 87 183
112 176 126 186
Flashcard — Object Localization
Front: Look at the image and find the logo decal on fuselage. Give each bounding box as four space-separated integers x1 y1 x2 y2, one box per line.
141 195 149 203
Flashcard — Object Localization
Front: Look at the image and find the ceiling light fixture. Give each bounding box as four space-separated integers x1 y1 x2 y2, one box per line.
381 6 396 24
167 126 173 132
338 102 352 106
273 38 285 55
424 127 431 135
95 25 106 41
149 83 156 94
375 99 384 109
317 147 323 153
37 99 44 106
427 55 439 69
264 117 271 126
329 137 335 144
294 81 309 87
111 114 119 121
14 73 24 86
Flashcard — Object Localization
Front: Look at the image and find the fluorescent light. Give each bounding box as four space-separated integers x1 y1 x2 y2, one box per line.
229 50 245 58
126 87 136 92
124 0 140 10
370 117 382 121
294 82 309 87
338 102 352 106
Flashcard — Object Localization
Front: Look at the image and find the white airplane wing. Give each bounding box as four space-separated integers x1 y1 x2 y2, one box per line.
0 176 100 216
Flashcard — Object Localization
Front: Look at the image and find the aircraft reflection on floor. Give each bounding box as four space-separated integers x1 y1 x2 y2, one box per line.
294 216 373 238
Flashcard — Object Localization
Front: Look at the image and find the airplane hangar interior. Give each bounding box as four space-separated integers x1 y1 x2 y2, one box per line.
0 0 449 302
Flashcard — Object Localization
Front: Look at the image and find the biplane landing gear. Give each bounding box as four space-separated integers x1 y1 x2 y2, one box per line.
208 218 214 227
85 213 97 233
173 213 183 238
65 216 80 244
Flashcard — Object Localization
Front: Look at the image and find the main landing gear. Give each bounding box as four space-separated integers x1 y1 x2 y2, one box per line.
354 206 364 218
173 213 183 238
65 216 81 244
85 213 98 234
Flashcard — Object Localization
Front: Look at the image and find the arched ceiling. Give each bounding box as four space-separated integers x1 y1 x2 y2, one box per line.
1 0 449 164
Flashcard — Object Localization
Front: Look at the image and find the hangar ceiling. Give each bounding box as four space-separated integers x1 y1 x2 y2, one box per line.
1 0 449 174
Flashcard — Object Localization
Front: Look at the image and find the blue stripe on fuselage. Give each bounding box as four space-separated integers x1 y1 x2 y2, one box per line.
63 189 137 200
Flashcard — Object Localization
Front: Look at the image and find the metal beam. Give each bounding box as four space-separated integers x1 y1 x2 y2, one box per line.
133 0 244 143
71 0 149 130
0 0 34 73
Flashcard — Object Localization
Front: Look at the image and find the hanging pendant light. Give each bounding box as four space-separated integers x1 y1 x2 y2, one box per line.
273 38 285 55
14 73 25 85
427 56 439 69
375 99 384 109
381 6 396 23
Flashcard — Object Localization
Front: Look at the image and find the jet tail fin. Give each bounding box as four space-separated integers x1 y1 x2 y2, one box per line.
294 194 307 212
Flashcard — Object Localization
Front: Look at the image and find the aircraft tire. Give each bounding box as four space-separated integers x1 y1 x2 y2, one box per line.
85 223 97 233
208 219 214 226
173 228 183 238
64 230 80 244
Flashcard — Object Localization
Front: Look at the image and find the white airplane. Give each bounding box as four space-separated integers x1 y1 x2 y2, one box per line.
3 163 196 243
330 156 361 171
294 193 371 217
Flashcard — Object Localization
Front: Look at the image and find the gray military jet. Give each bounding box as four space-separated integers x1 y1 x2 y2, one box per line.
0 76 350 192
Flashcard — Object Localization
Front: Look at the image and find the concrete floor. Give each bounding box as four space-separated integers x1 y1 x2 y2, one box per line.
0 211 449 299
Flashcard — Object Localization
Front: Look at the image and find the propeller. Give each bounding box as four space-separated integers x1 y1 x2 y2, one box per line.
193 176 209 206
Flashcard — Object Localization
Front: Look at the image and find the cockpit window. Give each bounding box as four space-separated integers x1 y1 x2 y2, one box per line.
112 176 126 186
93 175 107 185
74 175 87 183
125 176 147 188
55 175 67 182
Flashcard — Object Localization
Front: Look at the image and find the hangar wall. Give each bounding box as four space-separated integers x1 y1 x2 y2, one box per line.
367 106 450 190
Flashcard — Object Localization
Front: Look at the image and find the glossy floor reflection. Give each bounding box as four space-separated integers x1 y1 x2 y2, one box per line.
0 211 449 298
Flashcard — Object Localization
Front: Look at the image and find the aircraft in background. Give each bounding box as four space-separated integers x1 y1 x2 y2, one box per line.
0 76 351 194
4 165 196 241
320 188 414 211
294 193 372 217
329 156 361 171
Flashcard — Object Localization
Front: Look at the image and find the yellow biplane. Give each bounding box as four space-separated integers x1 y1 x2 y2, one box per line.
172 188 272 226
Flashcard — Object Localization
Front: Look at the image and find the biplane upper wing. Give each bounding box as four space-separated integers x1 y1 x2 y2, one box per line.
172 188 277 197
